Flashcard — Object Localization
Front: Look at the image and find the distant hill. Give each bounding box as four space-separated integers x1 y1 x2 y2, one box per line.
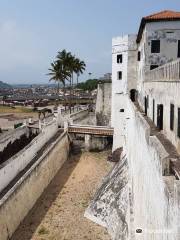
0 81 12 89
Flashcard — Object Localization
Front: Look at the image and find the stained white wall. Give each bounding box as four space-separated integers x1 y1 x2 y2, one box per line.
95 82 112 126
137 21 180 104
142 80 180 154
125 97 180 239
112 35 137 148
0 120 58 193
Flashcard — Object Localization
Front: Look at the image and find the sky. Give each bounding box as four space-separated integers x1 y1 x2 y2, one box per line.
0 0 180 84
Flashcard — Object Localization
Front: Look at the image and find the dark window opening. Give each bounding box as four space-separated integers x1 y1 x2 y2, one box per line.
130 89 136 102
137 51 141 61
178 108 180 138
170 104 174 131
144 96 147 115
178 40 180 58
117 54 123 63
147 95 149 108
150 65 159 70
120 109 124 112
153 99 155 122
117 71 122 80
157 104 163 130
151 40 160 53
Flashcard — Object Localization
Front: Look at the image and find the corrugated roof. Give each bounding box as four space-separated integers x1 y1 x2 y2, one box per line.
137 10 180 43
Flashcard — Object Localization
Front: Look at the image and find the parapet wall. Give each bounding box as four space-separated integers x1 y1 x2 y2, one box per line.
0 120 58 193
0 131 70 240
0 126 29 152
125 98 180 239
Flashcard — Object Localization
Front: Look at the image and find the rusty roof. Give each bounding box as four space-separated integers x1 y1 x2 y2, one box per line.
137 10 180 43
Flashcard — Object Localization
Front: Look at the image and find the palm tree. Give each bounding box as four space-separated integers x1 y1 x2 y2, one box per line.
74 58 86 104
56 50 73 113
47 61 70 106
55 50 86 113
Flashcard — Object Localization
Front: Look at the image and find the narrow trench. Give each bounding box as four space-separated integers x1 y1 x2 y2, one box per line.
11 139 111 240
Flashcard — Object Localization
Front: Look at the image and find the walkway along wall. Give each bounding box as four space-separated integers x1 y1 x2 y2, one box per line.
0 131 70 240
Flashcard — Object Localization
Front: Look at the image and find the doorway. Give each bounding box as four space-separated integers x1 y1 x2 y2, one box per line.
157 104 163 130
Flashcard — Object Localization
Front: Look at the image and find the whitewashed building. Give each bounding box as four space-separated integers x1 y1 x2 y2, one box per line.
112 10 180 153
110 10 180 239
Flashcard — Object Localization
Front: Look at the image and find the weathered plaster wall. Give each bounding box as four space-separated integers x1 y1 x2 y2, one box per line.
125 99 180 239
84 134 108 151
137 21 180 95
0 131 69 240
140 80 180 154
112 35 137 128
0 126 29 152
0 120 58 193
95 82 111 126
87 97 180 239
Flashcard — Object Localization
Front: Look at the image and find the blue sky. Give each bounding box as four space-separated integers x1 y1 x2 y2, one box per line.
0 0 180 84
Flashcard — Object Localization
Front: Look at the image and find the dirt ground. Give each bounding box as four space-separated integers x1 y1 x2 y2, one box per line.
11 149 111 240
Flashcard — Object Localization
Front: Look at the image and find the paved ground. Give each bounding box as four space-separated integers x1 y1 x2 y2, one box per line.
11 150 111 240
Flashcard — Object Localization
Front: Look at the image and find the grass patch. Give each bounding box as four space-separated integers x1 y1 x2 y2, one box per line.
38 226 50 235
0 105 34 113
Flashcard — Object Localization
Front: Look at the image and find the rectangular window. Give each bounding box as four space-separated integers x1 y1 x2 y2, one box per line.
178 40 180 58
178 108 180 138
117 54 123 63
117 71 122 80
137 51 141 61
151 40 160 53
150 65 159 70
170 104 174 131
153 99 155 122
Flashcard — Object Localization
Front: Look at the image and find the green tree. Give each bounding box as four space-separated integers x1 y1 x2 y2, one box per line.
47 61 70 105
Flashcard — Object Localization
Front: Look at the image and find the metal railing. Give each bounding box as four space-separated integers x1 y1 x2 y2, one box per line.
145 59 180 82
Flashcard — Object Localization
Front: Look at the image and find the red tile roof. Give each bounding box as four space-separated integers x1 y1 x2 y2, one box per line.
137 10 180 43
144 10 180 20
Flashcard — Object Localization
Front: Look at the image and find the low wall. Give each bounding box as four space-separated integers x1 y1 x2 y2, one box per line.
70 109 89 123
0 126 29 152
0 131 70 240
0 120 58 193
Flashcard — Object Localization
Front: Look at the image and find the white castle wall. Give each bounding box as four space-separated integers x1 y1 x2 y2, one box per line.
0 120 58 193
0 126 29 152
126 98 180 240
0 131 69 240
87 96 180 239
142 80 180 154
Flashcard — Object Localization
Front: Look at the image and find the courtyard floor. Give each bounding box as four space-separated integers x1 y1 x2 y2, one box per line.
11 150 111 240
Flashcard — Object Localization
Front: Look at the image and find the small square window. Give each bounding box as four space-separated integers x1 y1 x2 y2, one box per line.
117 71 122 80
151 40 160 53
117 54 122 63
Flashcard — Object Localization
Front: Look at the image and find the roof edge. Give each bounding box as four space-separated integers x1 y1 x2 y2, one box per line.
136 17 180 43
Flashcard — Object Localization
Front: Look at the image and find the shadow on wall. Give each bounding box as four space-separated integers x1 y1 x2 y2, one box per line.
0 131 38 165
11 149 81 240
